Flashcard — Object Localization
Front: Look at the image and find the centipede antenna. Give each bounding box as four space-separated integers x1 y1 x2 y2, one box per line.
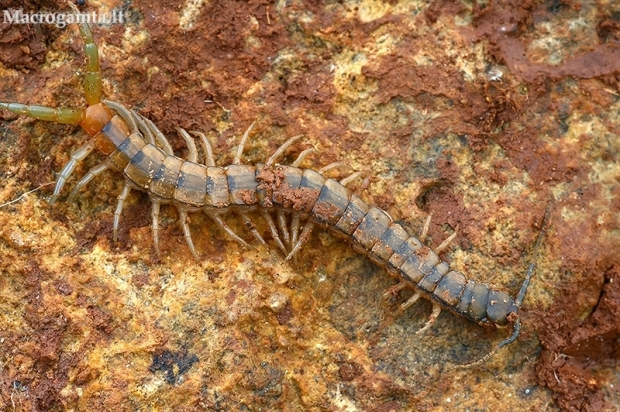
68 0 102 106
0 102 84 124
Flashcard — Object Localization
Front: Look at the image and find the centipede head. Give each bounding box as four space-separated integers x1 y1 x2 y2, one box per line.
0 2 109 137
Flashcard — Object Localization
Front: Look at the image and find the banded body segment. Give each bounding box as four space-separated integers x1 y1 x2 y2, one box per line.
371 223 409 262
485 290 517 326
416 260 449 292
150 156 184 199
297 169 325 212
453 280 517 325
432 270 466 306
124 144 167 189
277 166 303 194
272 165 305 209
106 132 136 170
175 162 208 207
107 130 149 182
95 114 130 154
334 195 369 236
226 164 258 205
397 245 439 284
353 207 392 250
387 236 423 270
206 167 229 207
118 132 147 163
456 280 490 323
255 165 327 212
312 178 351 225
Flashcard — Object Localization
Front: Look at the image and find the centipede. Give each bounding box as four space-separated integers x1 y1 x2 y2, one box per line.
0 1 550 365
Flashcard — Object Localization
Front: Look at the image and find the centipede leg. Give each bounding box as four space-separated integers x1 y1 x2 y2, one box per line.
206 212 252 249
290 212 301 246
382 281 408 301
286 222 314 260
176 128 199 162
113 183 132 242
142 116 174 155
239 212 266 245
419 214 432 243
277 210 291 248
400 291 422 312
133 110 156 145
67 159 111 202
260 210 287 254
104 100 138 133
340 172 362 188
266 135 304 166
178 209 198 259
232 121 256 165
382 281 409 309
50 141 96 203
354 177 371 197
434 225 459 254
291 148 316 167
416 302 441 334
318 162 347 175
151 198 161 256
190 131 216 167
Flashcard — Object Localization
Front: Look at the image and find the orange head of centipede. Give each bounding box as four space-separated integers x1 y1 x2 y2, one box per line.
0 2 113 146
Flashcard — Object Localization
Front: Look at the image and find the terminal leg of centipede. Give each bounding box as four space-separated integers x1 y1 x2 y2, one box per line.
457 201 552 368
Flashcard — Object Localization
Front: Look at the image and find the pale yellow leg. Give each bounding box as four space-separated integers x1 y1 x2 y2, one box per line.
286 222 314 260
178 209 198 259
260 210 287 254
239 212 266 245
151 198 161 256
416 302 441 334
113 183 132 242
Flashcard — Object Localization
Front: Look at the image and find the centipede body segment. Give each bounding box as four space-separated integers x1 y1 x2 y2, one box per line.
0 1 550 364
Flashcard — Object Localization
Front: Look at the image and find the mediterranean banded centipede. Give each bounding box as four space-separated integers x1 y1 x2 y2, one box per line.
0 2 550 364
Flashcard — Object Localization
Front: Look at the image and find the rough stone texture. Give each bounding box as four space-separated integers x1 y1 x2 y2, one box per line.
1 0 619 410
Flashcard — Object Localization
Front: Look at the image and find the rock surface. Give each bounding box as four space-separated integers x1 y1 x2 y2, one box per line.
1 0 619 410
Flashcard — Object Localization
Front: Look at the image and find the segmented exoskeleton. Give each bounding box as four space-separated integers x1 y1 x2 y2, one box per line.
0 2 550 364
